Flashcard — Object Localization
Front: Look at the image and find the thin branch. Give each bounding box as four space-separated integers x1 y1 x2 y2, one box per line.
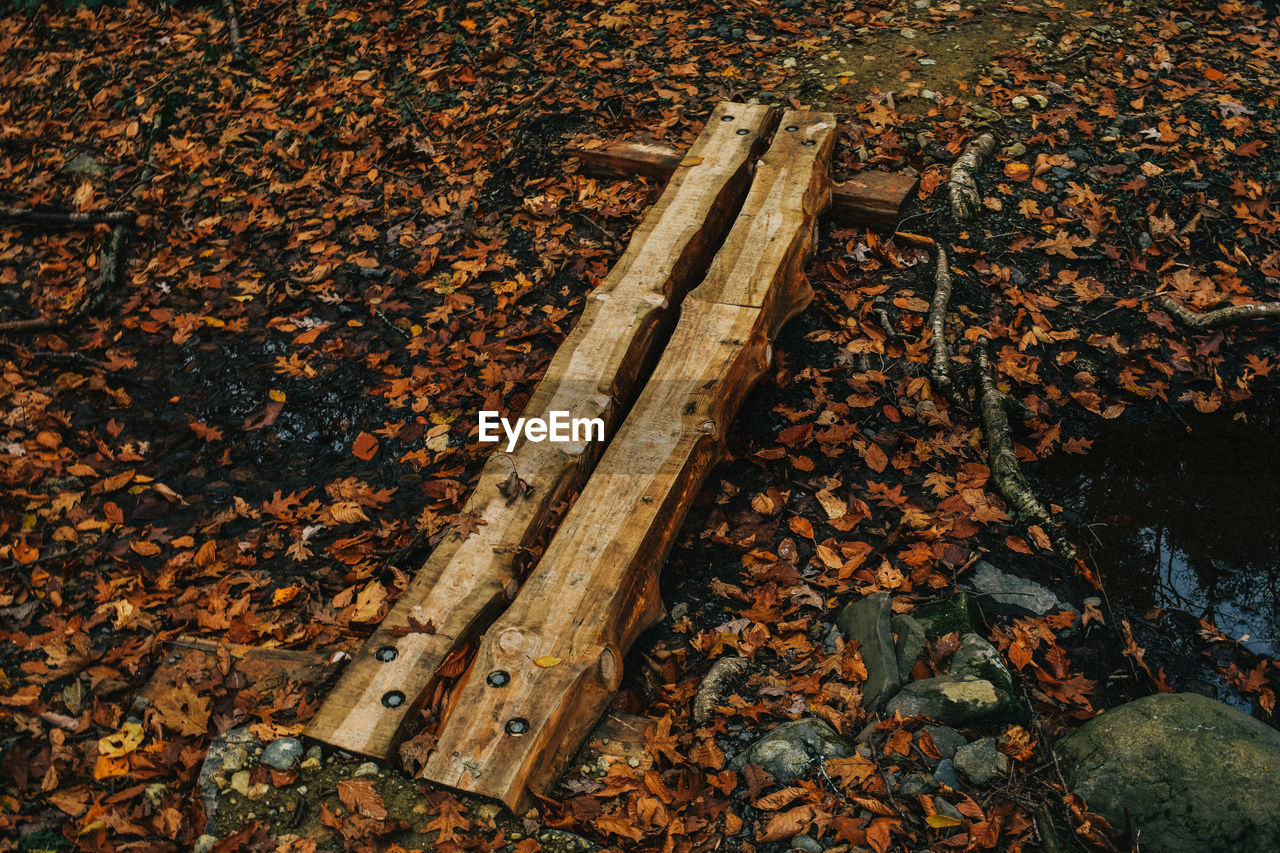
0 208 134 227
1159 295 1280 330
928 244 955 396
948 133 996 221
223 0 247 63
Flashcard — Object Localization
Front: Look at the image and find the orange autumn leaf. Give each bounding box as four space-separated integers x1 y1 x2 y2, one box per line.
352 431 379 461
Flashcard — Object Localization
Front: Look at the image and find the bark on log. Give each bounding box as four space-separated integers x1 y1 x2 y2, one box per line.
974 345 1074 559
564 140 916 229
304 103 778 761
0 208 134 226
948 133 996 221
1159 295 1280 330
928 244 955 396
223 0 247 62
422 110 835 812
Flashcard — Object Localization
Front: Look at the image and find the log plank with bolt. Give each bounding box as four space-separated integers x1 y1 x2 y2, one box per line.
304 103 778 760
422 110 835 812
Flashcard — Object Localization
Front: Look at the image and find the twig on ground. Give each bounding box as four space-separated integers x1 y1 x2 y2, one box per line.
974 344 1075 560
928 244 955 396
223 0 247 63
1159 295 1280 330
948 133 996 221
0 208 134 226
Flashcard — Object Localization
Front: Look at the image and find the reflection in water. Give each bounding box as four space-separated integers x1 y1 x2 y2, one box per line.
1035 404 1280 659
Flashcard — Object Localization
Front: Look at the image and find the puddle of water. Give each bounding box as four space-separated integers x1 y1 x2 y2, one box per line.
1036 402 1280 659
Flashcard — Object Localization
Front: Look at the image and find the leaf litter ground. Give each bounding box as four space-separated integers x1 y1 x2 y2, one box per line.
2 0 1280 850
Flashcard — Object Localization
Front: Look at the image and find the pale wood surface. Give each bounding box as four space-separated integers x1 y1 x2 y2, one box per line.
304 102 777 759
565 138 914 229
423 110 835 812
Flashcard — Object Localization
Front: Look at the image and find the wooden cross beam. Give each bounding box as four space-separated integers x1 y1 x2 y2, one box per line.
564 138 917 229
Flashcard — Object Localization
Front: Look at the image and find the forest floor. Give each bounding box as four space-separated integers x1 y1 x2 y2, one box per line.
2 0 1279 851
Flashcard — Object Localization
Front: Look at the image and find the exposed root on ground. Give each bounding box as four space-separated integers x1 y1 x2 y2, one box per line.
223 0 247 63
1159 295 1280 330
948 133 996 221
974 345 1075 560
929 244 955 397
0 224 127 334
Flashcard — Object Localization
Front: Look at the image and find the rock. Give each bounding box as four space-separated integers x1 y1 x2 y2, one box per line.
1011 95 1030 110
65 152 104 176
954 738 1008 786
261 737 304 771
885 675 1004 724
198 726 261 823
731 718 851 783
933 759 959 788
913 593 979 640
353 761 381 779
922 725 967 760
229 770 252 798
1055 693 1280 852
837 593 900 710
1003 142 1027 157
194 835 218 853
950 633 1014 698
966 561 1071 617
892 615 927 681
898 772 936 798
788 834 823 853
933 795 962 821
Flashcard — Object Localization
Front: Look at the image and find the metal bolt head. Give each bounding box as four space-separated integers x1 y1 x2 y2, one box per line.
785 125 799 132
721 114 735 121
505 718 530 736
736 128 750 135
486 670 510 688
375 646 398 662
381 690 405 708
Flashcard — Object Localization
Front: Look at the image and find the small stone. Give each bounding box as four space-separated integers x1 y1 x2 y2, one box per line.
1003 142 1027 157
300 757 321 771
789 834 823 853
353 761 381 779
933 795 963 820
922 725 967 760
230 770 252 798
954 738 1009 786
898 772 936 798
951 634 1013 695
66 153 105 176
900 27 917 38
669 601 689 622
194 835 218 853
305 745 323 762
731 718 851 783
933 758 959 788
262 737 304 771
1031 94 1049 108
1138 232 1153 249
837 593 900 710
1010 95 1030 110
783 57 797 68
918 58 936 66
1083 597 1101 608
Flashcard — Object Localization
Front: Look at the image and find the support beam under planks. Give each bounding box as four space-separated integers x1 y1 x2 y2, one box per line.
305 103 778 760
422 110 835 812
565 138 916 229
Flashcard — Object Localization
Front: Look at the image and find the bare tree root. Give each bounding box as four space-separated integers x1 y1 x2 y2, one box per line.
928 244 955 396
1159 295 1280 330
872 296 903 341
0 208 134 227
693 656 750 724
948 133 996 221
974 345 1075 560
0 224 128 335
223 0 247 63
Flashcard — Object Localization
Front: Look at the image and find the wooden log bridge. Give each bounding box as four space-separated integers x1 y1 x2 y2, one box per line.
306 104 836 812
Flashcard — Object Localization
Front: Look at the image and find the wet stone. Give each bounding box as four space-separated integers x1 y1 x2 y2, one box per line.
954 738 1008 786
922 724 967 760
837 593 900 710
933 758 959 788
788 834 823 853
966 561 1071 618
353 761 381 779
731 718 851 783
892 614 927 681
194 835 218 853
885 675 1004 724
261 737 303 771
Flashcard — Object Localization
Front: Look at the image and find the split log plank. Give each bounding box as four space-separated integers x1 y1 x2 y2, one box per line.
304 103 777 759
423 110 836 812
566 139 915 229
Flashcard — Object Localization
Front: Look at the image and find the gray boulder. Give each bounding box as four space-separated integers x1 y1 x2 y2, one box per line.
732 718 851 783
1055 693 1280 852
838 593 900 710
885 675 1005 724
951 633 1014 696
